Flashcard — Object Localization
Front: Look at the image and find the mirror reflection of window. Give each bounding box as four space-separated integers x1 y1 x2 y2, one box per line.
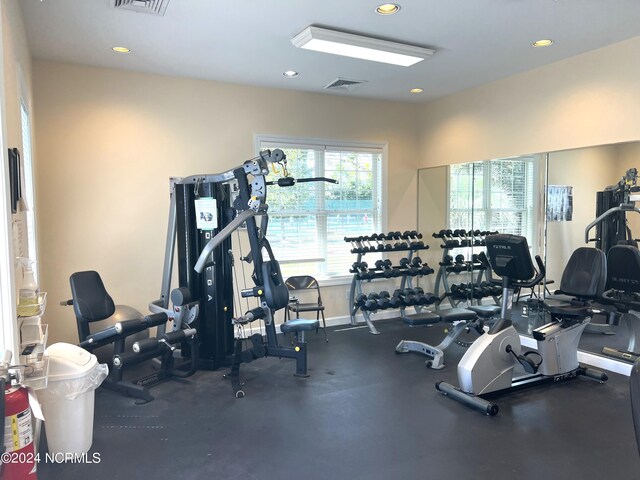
448 157 539 246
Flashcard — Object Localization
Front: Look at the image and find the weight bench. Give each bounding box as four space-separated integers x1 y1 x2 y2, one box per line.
281 318 320 376
395 306 498 369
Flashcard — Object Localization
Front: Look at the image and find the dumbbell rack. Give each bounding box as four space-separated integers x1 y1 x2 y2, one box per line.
432 230 499 308
345 231 433 334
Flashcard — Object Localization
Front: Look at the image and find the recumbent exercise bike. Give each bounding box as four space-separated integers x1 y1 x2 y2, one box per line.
436 234 608 415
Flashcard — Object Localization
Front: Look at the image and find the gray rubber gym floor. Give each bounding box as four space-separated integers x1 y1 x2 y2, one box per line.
38 318 640 480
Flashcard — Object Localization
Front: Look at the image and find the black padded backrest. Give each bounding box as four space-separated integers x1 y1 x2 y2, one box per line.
285 275 318 291
69 271 116 323
262 260 290 310
559 247 607 298
606 245 640 293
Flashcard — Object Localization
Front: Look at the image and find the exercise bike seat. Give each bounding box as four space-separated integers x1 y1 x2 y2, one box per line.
542 247 606 318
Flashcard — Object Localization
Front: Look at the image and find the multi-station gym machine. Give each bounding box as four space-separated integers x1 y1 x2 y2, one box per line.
150 149 336 396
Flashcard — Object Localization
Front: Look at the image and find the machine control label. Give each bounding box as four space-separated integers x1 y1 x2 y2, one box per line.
3 406 32 452
195 198 218 230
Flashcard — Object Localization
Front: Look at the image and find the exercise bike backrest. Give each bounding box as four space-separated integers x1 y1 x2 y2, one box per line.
601 245 640 313
484 234 545 286
559 247 607 299
605 245 640 295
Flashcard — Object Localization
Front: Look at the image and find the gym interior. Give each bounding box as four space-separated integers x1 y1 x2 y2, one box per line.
1 1 640 479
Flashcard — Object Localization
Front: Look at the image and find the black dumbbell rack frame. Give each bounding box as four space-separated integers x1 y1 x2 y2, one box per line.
432 230 499 308
345 232 432 334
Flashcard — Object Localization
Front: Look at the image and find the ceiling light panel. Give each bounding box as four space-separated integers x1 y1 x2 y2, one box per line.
291 26 434 67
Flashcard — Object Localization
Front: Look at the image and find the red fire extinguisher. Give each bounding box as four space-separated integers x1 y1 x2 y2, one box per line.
2 361 37 480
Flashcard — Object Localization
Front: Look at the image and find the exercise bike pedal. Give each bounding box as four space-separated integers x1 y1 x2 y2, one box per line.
506 345 542 374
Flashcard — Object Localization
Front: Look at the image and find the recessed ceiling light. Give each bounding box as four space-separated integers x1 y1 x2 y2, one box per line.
410 88 423 93
376 3 401 15
532 39 554 48
283 70 300 78
291 26 435 67
112 46 131 53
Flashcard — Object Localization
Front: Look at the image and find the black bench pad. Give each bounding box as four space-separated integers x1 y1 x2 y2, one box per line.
280 319 320 333
467 305 500 318
439 308 477 322
402 312 441 326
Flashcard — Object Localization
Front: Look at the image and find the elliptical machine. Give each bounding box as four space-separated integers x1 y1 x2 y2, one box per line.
436 234 608 415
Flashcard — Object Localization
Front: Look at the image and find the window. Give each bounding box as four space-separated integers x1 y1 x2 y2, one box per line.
20 100 38 279
449 157 538 243
258 137 384 281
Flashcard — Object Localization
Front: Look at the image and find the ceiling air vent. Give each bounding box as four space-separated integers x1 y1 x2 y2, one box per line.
113 0 170 16
324 78 367 92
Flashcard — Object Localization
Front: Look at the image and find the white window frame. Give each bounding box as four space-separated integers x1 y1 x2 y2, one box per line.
19 98 37 272
254 134 388 286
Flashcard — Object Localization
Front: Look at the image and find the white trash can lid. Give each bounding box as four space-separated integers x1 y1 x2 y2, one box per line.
45 343 99 381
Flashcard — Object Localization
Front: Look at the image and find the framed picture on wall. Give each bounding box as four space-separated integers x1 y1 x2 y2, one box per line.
547 185 573 222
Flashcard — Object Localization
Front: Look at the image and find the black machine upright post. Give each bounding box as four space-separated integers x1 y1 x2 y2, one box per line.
175 181 234 370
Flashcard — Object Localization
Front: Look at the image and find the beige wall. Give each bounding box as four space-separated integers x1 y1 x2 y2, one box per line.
418 36 640 168
1 0 33 353
2 0 31 148
33 61 421 344
545 145 620 283
417 35 640 288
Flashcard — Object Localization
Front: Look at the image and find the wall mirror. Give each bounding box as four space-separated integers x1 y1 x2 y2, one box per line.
418 140 640 369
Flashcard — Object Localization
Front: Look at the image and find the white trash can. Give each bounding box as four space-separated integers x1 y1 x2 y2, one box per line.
39 343 108 455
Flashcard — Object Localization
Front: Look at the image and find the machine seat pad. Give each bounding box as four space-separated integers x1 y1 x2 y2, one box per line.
402 312 441 326
467 305 500 318
439 308 477 322
280 319 320 333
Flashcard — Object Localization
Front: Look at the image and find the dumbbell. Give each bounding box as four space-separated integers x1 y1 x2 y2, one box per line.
355 294 367 307
399 257 411 269
351 261 367 272
376 296 391 309
433 229 447 239
368 292 381 301
450 283 469 298
454 254 466 264
371 233 385 251
440 255 454 266
406 257 422 275
401 293 417 306
443 239 460 249
389 295 403 308
420 265 434 275
364 299 378 311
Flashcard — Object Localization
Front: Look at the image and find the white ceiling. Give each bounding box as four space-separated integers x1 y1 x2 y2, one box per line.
20 0 640 103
